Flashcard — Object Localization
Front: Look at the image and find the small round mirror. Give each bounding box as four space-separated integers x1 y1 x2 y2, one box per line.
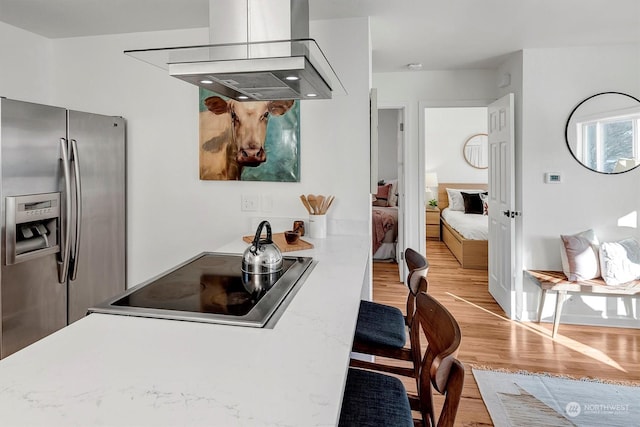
463 133 488 169
565 92 640 174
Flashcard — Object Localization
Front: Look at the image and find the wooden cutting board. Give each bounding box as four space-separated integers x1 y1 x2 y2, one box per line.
242 232 313 252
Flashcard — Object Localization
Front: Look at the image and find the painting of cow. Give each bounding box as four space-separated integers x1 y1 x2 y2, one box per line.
199 89 299 181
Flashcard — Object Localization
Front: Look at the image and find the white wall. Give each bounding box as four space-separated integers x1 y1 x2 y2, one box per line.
513 45 640 327
377 109 398 182
496 51 525 320
0 22 53 104
0 17 372 286
521 45 640 267
424 107 488 185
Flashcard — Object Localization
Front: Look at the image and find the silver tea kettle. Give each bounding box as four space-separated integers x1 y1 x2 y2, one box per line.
241 221 283 295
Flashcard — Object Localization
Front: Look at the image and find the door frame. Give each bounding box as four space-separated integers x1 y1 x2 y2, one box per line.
378 102 408 281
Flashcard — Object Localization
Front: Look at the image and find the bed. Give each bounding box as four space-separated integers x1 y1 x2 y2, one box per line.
372 179 399 261
438 183 488 269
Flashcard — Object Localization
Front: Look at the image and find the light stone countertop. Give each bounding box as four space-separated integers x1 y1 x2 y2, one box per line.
0 234 371 426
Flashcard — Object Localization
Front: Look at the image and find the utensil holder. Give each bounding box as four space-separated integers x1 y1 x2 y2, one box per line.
309 214 327 239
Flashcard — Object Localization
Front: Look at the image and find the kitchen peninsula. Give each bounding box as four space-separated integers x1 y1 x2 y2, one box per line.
0 234 370 426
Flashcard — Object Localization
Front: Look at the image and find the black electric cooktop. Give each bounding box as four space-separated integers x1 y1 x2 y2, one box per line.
89 253 314 328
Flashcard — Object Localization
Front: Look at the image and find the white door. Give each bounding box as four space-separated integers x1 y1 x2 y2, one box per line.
487 94 516 317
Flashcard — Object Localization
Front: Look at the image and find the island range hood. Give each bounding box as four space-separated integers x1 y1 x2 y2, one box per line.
125 0 345 101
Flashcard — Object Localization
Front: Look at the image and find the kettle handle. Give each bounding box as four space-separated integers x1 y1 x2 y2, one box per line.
251 220 273 250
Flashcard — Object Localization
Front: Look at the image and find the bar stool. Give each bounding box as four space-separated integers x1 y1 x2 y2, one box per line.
339 290 465 427
350 247 428 378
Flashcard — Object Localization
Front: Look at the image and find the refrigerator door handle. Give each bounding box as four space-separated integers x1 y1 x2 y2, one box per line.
69 139 82 281
58 138 72 283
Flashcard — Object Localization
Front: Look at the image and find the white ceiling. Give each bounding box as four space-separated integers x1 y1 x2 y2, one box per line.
1 0 639 72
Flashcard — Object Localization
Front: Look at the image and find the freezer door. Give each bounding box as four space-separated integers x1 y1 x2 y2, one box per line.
67 111 126 323
0 99 68 358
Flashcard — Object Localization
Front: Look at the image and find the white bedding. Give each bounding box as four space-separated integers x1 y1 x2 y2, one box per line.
441 208 488 240
373 242 396 260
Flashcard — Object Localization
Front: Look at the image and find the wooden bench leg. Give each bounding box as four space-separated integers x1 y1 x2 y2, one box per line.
537 289 548 323
552 291 568 338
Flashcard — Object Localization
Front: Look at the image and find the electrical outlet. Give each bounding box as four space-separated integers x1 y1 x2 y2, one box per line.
241 194 259 211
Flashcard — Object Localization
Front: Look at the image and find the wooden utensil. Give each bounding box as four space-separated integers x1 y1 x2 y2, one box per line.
316 195 325 214
300 194 312 214
307 194 318 214
325 195 335 213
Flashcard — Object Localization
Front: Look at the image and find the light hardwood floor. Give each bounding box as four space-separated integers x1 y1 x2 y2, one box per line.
373 241 640 426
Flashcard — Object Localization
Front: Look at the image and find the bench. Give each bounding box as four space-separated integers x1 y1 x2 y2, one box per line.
524 270 640 338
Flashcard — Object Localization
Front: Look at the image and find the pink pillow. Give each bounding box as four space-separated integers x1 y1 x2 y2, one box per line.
560 229 600 281
373 184 391 207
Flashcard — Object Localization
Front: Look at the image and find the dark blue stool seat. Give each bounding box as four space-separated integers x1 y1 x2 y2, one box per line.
339 367 413 427
354 300 406 348
350 248 428 379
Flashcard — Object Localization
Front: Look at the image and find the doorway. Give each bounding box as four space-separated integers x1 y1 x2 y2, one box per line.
377 105 407 281
417 98 520 320
420 102 491 253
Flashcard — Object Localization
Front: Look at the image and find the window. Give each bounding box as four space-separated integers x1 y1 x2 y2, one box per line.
577 113 639 173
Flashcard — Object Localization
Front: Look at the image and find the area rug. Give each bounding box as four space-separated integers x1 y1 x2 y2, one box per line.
472 368 639 427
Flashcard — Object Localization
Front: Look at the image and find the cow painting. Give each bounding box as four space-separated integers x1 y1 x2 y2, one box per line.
199 91 298 181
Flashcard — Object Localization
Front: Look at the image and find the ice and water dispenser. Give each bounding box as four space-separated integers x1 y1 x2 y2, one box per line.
5 192 60 265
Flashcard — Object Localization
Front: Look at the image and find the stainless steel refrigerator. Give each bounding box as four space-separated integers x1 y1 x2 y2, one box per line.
0 98 126 358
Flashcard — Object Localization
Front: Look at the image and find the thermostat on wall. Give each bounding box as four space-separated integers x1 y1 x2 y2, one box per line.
544 172 562 183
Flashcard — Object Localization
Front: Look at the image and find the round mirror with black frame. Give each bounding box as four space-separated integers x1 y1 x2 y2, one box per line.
565 91 640 174
463 133 488 169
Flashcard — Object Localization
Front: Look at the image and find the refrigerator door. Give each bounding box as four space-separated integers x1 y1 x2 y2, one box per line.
0 99 68 358
67 111 126 323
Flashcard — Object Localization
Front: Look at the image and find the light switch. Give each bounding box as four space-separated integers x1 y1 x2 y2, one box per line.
544 172 562 184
